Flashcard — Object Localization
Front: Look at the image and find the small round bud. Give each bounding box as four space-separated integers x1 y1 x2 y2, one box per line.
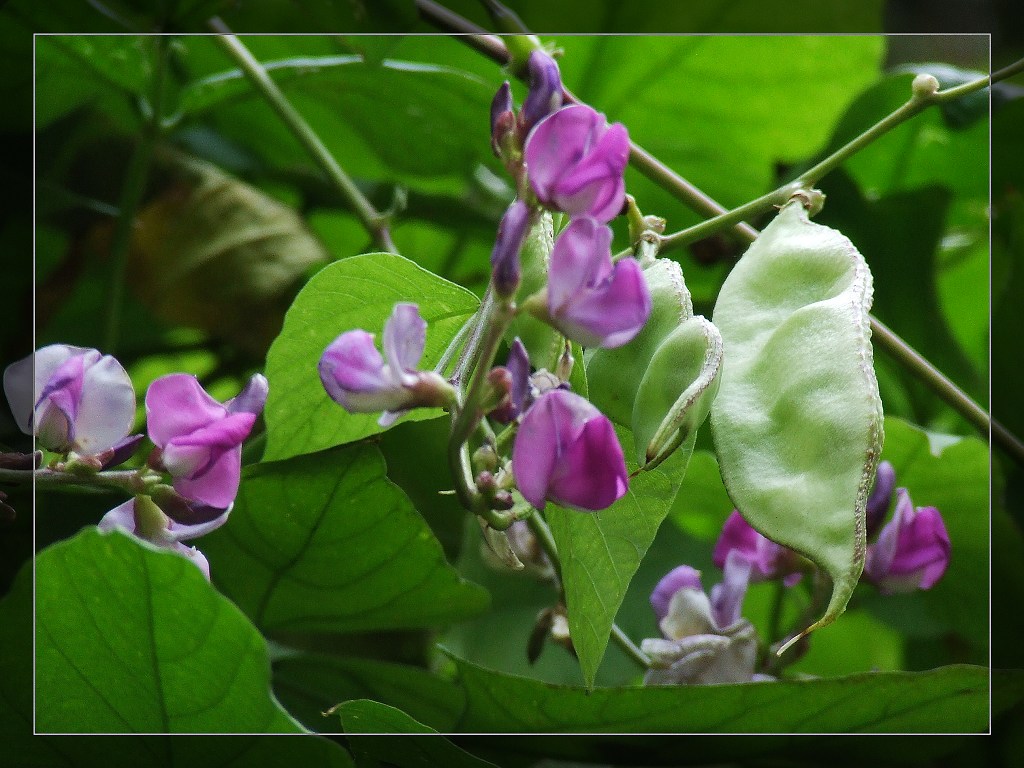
912 73 940 100
472 444 499 474
475 470 498 494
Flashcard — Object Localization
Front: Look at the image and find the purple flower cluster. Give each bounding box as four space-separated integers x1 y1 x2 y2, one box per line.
318 51 650 516
4 344 266 577
489 50 650 350
644 461 952 684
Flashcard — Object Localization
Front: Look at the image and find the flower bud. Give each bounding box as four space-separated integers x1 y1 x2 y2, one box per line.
146 373 265 508
525 104 629 223
3 344 135 456
490 81 516 158
491 338 532 424
865 460 896 536
864 488 950 595
490 199 531 297
95 434 145 470
912 73 941 99
542 217 651 348
0 451 42 470
512 389 627 511
519 50 563 134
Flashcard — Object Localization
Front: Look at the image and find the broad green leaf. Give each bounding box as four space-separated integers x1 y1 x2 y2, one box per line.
201 444 489 633
863 417 988 658
546 428 689 686
825 73 988 200
35 528 306 734
438 0 884 32
380 418 471 561
711 202 883 643
2 562 352 764
816 176 984 412
263 252 479 461
339 700 499 767
557 37 883 214
34 35 144 128
131 152 330 358
273 653 465 733
176 43 503 189
450 655 1002 733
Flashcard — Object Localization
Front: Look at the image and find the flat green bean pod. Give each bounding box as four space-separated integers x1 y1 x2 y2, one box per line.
711 201 883 647
587 258 723 468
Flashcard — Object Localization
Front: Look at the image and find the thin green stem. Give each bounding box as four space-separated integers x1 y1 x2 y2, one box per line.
103 35 169 353
526 512 652 670
0 467 150 495
209 22 397 254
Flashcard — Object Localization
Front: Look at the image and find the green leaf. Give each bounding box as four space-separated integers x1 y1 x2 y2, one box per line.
201 444 489 633
177 44 503 188
263 252 479 461
864 417 988 658
826 73 988 200
711 202 883 643
546 428 689 686
339 700 499 767
450 655 1003 733
816 175 984 413
3 558 353 762
558 37 883 213
438 0 884 32
35 528 306 733
273 653 465 733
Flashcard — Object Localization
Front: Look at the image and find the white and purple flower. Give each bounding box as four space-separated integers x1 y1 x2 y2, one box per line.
3 344 135 455
318 303 455 427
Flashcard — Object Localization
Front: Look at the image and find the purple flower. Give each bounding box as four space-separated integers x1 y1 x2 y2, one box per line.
524 103 629 223
866 460 896 535
545 217 651 348
865 488 950 595
713 510 803 587
3 344 135 455
520 50 563 134
99 495 229 580
319 303 454 427
491 199 532 297
643 554 759 686
146 373 266 509
512 388 627 511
